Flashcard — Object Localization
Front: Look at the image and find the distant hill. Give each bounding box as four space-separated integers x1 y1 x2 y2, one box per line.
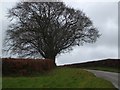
63 59 120 68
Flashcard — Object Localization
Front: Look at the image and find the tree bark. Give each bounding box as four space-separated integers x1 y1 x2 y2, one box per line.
45 55 56 66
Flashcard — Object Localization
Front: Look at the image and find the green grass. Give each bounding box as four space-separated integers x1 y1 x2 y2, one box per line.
3 67 116 88
82 67 120 73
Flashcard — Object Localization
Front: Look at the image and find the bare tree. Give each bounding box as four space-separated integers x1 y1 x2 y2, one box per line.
4 2 100 64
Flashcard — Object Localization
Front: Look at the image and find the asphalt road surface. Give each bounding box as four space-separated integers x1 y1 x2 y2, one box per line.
85 69 119 89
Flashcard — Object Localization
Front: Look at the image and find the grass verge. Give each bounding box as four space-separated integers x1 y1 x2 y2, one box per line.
3 67 116 88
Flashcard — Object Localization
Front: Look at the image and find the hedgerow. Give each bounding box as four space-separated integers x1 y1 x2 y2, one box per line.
2 58 55 76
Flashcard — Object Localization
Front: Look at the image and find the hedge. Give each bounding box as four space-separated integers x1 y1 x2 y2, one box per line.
2 58 55 76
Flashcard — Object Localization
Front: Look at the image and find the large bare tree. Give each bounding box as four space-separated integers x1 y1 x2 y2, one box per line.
4 2 100 64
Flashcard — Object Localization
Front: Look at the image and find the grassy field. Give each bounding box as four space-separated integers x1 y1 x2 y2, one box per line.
3 67 116 88
82 67 120 73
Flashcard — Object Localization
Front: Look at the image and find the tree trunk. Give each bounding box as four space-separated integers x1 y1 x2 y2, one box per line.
45 55 56 66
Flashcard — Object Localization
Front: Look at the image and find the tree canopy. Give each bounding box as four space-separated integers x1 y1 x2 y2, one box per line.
4 2 100 62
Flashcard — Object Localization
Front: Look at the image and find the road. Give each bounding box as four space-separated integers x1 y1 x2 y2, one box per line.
85 69 119 89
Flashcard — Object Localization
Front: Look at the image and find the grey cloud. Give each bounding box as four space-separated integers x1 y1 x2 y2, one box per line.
1 2 18 57
57 2 118 65
57 45 118 65
1 2 118 65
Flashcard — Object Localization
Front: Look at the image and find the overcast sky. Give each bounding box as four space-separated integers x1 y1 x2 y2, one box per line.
0 0 119 65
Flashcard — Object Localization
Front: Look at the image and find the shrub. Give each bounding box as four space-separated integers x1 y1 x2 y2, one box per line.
2 58 55 76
